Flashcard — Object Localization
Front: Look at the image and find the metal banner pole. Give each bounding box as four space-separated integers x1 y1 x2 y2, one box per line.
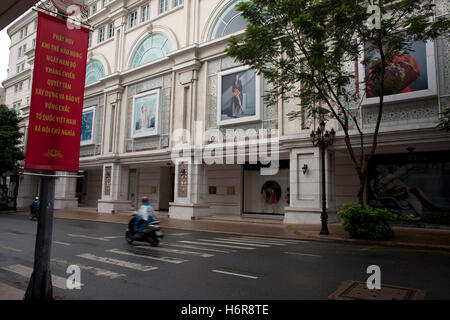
24 171 56 300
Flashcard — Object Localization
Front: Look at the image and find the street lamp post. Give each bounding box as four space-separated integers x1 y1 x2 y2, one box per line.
310 120 335 235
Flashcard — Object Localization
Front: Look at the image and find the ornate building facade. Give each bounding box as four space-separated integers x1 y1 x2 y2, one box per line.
2 0 450 224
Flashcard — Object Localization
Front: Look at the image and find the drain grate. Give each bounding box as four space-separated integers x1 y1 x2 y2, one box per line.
329 281 426 300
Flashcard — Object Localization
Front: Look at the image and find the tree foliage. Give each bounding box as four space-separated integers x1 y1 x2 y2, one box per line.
0 104 25 179
227 0 450 206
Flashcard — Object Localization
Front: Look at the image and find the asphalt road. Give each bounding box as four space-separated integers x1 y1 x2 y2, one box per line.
0 214 449 300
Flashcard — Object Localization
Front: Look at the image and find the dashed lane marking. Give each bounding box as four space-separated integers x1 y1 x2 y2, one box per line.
77 253 158 271
0 243 23 252
68 234 110 241
284 251 321 258
197 238 269 247
233 236 308 244
2 264 83 289
178 240 255 250
135 245 214 258
53 241 71 246
51 258 126 279
212 269 258 280
220 237 287 246
106 249 187 264
164 242 236 253
209 238 272 247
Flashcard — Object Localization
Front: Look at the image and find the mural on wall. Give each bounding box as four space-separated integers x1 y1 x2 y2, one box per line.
80 107 95 145
361 39 436 105
217 66 260 126
368 152 450 218
132 89 159 138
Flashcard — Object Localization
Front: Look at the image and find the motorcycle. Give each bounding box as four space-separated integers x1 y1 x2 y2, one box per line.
125 214 163 247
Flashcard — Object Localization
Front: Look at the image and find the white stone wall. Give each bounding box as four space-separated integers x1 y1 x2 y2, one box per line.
206 164 242 216
137 166 161 210
84 169 102 207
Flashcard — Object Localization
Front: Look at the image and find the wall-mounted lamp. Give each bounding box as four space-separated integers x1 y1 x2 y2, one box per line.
302 164 308 175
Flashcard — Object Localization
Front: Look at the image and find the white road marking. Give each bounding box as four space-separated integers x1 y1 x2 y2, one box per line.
2 264 83 289
284 251 321 258
136 246 213 258
77 253 158 271
212 269 258 280
209 238 272 247
235 236 308 244
178 240 255 250
68 234 110 241
0 243 23 252
197 238 268 247
53 241 71 246
106 249 187 264
103 236 123 239
51 258 126 279
164 242 236 253
221 237 286 246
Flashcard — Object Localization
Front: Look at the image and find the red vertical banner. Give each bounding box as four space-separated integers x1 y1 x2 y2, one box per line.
25 11 89 172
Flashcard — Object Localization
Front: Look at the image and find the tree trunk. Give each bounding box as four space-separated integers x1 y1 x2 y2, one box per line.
356 171 366 209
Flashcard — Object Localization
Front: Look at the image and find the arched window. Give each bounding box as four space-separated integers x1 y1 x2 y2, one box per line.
209 0 247 40
85 60 105 84
130 34 172 68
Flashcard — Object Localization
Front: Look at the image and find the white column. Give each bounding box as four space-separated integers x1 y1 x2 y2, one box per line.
284 147 338 224
97 163 131 213
169 157 209 220
54 172 78 209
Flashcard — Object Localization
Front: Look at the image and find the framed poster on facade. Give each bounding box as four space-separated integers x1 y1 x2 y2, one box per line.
80 106 95 146
131 89 159 138
359 39 437 105
368 152 450 219
217 65 261 126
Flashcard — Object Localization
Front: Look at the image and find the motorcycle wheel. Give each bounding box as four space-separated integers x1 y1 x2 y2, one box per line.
148 235 159 247
125 230 134 244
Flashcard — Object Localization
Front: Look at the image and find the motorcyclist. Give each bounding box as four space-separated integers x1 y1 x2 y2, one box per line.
29 196 40 220
134 196 157 235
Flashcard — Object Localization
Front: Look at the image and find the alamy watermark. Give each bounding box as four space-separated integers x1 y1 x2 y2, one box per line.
170 121 280 175
366 1 382 30
366 265 381 290
66 264 82 289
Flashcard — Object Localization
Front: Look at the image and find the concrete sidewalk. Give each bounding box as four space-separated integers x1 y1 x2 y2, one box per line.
4 207 450 250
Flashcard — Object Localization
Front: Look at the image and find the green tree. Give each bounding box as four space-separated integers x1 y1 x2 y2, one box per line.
227 0 449 207
0 104 25 190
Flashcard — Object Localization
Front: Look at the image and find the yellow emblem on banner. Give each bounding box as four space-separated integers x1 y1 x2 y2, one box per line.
44 149 63 159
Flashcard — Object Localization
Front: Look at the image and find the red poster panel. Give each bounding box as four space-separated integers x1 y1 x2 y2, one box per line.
25 11 89 172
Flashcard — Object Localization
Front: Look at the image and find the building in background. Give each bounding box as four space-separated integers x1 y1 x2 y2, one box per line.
1 0 449 224
0 87 5 104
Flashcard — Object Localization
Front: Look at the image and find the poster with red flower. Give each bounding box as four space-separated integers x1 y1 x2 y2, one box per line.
360 40 437 105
